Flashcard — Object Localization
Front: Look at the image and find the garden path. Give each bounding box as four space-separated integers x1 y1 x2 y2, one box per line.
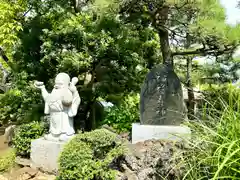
0 135 8 155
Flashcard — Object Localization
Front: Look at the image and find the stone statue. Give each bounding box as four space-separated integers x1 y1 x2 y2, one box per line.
34 73 81 142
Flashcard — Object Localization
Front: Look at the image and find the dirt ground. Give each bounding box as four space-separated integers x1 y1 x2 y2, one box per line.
0 135 8 152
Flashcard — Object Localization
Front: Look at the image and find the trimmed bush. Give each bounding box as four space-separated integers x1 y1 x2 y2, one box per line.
58 129 126 180
12 121 47 157
0 149 16 172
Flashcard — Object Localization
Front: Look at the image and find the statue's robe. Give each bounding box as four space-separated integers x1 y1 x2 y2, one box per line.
44 89 81 136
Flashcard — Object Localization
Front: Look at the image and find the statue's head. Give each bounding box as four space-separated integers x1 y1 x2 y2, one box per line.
54 73 70 89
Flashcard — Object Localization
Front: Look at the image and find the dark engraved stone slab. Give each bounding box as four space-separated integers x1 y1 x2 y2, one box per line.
140 64 186 125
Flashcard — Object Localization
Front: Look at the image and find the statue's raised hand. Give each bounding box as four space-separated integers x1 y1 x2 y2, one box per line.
69 77 78 93
34 81 49 101
34 81 45 89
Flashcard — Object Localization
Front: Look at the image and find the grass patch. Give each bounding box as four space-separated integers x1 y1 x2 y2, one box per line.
180 85 240 179
0 148 16 172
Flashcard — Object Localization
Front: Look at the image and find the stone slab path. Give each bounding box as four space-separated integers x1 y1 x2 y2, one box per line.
1 167 55 180
0 135 55 180
0 135 8 152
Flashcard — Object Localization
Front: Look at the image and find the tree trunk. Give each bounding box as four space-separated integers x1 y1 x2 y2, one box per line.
186 57 195 119
0 47 10 92
185 31 195 119
90 102 96 130
155 6 173 66
0 47 9 84
0 47 9 63
158 29 172 65
84 101 93 131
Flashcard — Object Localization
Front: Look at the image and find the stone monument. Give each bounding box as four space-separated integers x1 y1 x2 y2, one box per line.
132 64 190 143
31 72 81 173
140 64 186 125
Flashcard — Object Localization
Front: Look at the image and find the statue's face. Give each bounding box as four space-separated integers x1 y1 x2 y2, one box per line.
54 75 69 89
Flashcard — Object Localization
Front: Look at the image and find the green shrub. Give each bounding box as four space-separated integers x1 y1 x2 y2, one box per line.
103 93 139 133
0 149 16 172
181 85 240 179
0 72 43 126
12 121 47 157
58 129 126 180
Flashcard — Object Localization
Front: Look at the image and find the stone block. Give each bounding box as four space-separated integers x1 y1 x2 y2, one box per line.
30 138 69 173
131 123 191 144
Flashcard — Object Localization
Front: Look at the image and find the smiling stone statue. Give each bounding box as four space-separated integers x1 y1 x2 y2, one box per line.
34 73 81 142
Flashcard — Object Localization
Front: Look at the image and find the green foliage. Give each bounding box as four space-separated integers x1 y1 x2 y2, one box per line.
120 0 240 89
201 84 240 112
0 149 16 172
204 56 240 84
36 10 157 94
12 121 47 157
58 129 126 180
188 0 239 45
0 0 28 67
181 85 240 179
14 4 159 87
103 93 139 132
0 0 160 129
0 0 26 49
0 72 43 125
9 2 159 130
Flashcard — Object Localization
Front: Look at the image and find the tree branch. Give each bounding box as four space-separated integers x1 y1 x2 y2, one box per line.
0 62 8 84
0 47 9 63
174 2 188 10
119 0 139 14
0 47 10 85
172 45 238 57
23 6 32 17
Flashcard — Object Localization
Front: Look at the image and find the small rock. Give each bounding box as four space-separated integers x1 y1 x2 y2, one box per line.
17 173 31 180
4 125 16 144
32 176 48 180
11 167 38 180
33 174 56 180
138 168 154 180
116 172 127 180
15 157 31 167
26 168 38 177
119 132 130 140
121 164 138 180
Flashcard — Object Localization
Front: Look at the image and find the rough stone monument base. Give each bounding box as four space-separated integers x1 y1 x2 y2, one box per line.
30 137 71 173
132 123 191 144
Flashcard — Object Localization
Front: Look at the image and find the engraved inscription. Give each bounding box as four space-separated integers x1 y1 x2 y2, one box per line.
140 64 186 125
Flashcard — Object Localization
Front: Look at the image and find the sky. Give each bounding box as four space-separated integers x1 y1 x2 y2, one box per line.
220 0 240 57
220 0 240 25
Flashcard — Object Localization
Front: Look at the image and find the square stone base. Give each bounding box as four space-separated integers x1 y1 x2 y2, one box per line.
30 138 69 173
132 123 191 144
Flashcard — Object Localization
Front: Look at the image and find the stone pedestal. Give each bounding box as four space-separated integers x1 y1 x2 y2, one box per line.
30 138 70 173
131 123 191 144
